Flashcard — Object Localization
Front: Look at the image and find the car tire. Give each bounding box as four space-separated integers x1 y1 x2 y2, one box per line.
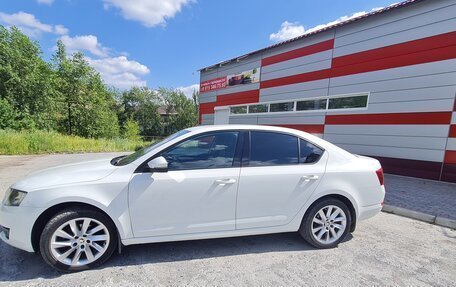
299 198 351 249
39 208 117 272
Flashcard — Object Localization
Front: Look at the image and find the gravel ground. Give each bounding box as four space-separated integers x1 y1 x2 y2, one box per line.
0 153 455 286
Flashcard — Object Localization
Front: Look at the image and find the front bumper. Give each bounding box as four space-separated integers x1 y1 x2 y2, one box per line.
0 204 44 252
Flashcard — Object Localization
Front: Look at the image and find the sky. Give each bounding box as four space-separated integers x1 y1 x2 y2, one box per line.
0 0 399 97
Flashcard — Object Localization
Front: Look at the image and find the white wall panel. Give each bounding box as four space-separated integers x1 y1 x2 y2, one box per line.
324 134 447 150
330 60 456 87
257 113 325 125
333 17 456 57
328 72 456 95
324 125 450 138
260 88 328 103
335 0 455 37
261 50 332 74
335 3 456 48
261 59 331 81
446 138 456 151
262 31 334 58
229 115 258 124
334 143 444 162
201 114 214 126
452 112 456 124
261 79 329 96
369 86 456 104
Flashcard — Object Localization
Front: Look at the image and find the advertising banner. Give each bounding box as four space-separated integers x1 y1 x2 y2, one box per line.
200 67 260 93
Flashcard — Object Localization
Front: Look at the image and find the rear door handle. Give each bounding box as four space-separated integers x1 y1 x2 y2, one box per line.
215 179 237 186
302 175 319 181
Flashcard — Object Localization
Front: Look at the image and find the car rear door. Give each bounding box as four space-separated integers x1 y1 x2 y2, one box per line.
236 131 328 230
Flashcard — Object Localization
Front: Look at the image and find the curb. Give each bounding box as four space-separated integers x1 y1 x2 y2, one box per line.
382 204 456 229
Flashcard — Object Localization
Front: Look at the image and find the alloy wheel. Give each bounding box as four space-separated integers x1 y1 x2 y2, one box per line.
311 205 347 245
49 217 110 267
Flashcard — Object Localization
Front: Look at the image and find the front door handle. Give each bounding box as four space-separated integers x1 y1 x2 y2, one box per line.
215 178 237 186
302 175 319 181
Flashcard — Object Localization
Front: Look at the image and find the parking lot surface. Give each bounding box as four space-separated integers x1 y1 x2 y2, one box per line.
0 153 455 287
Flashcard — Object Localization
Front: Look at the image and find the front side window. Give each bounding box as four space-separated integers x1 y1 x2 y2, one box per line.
161 132 239 170
300 139 324 163
249 131 298 166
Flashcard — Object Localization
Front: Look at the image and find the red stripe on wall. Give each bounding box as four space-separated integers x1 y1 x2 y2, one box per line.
332 31 456 68
261 39 334 67
330 45 456 78
325 112 452 125
444 150 456 164
441 164 456 183
372 156 442 181
258 32 456 90
449 125 456 138
274 124 325 134
199 89 260 117
260 69 331 89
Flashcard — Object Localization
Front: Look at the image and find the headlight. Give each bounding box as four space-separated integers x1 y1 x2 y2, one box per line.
2 188 27 206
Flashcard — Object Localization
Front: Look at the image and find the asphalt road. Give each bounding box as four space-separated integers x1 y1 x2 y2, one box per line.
0 153 455 287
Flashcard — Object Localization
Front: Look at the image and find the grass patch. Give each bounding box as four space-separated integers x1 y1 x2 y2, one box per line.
0 130 150 155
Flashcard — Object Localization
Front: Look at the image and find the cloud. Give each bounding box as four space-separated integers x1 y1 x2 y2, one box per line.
269 21 305 42
60 35 110 57
36 0 54 5
102 0 193 27
270 6 388 42
176 84 199 98
86 56 150 89
0 11 68 37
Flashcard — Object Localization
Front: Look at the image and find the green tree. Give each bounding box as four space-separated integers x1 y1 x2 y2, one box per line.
161 88 198 135
0 26 57 130
119 87 163 137
123 118 141 141
51 41 119 138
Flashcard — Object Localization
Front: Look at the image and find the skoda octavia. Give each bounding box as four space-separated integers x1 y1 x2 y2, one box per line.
0 125 385 272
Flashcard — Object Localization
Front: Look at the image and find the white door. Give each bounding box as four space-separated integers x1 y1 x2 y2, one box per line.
129 131 241 238
214 107 230 125
236 131 328 229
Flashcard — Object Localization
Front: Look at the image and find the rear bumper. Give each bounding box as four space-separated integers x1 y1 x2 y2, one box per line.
0 204 43 252
358 203 383 221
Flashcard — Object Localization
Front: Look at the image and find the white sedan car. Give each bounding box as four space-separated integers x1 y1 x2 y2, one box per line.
0 125 385 272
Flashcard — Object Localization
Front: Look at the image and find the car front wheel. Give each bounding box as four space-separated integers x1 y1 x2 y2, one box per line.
39 208 117 272
299 198 351 249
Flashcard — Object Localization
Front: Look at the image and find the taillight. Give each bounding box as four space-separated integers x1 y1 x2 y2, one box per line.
376 168 384 186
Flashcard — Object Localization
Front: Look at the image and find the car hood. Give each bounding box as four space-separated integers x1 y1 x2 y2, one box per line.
12 158 118 191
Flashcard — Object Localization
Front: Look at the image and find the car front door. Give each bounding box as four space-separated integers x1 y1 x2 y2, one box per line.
128 131 242 238
236 131 328 229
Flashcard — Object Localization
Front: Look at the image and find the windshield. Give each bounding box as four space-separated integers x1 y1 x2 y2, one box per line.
115 130 190 166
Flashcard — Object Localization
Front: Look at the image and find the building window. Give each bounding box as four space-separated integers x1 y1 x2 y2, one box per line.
296 99 327 111
248 104 268 114
270 102 294 112
230 106 247 114
328 95 368 110
228 93 369 115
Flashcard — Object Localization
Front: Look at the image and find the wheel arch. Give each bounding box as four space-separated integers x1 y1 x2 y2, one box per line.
31 202 120 253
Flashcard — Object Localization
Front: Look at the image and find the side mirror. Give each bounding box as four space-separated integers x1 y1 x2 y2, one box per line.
146 156 168 173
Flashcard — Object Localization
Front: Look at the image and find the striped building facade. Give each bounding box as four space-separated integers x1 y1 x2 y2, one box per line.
198 0 456 182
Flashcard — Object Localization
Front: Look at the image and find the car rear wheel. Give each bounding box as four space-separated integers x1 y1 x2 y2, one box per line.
39 208 117 272
299 198 351 249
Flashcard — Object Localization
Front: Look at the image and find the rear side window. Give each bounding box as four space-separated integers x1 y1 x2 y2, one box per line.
249 132 298 166
300 139 324 164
